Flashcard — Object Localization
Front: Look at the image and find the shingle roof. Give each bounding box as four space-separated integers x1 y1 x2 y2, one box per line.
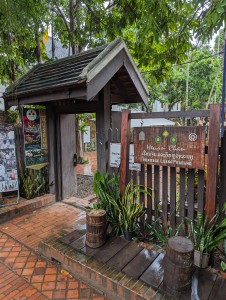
5 44 106 96
4 37 149 107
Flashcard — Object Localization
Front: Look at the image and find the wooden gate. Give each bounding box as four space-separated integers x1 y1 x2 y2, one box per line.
109 105 222 231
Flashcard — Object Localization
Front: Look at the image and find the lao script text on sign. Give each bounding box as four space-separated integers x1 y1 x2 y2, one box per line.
134 126 206 169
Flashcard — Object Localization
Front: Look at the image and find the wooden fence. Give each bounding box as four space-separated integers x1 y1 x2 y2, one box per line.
109 105 223 232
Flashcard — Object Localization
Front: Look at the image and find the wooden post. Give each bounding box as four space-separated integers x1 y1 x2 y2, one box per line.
96 83 111 173
60 114 77 199
46 106 57 197
205 104 221 220
120 109 130 196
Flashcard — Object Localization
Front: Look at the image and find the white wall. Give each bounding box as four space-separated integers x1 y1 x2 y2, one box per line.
0 84 5 111
152 100 181 112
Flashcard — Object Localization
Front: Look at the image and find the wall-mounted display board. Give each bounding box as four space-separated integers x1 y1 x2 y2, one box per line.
134 126 206 169
0 124 18 192
23 108 48 168
109 143 141 171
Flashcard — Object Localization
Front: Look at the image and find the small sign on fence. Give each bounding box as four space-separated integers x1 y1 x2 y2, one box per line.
110 143 141 171
134 126 206 169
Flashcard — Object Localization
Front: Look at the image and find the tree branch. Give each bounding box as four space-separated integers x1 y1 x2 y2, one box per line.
52 0 70 34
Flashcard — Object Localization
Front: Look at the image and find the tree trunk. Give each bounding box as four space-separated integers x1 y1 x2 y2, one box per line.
69 0 76 55
35 23 41 63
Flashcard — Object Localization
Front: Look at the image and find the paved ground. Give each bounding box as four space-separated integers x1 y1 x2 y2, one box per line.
0 202 106 300
75 152 97 176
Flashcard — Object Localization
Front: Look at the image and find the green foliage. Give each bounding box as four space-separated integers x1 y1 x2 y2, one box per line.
2 0 226 86
93 171 121 234
0 0 50 83
19 167 49 199
147 218 183 245
4 108 19 124
93 171 149 234
187 203 226 254
148 45 222 110
221 261 226 272
109 182 146 232
134 220 155 243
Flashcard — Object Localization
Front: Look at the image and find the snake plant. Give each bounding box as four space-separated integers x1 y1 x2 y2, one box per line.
187 203 226 254
93 171 149 234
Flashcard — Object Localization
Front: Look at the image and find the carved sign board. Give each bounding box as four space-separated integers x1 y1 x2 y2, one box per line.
134 126 206 169
109 143 141 171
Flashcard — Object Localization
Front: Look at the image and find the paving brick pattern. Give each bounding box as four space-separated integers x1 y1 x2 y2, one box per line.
0 203 106 300
75 151 97 176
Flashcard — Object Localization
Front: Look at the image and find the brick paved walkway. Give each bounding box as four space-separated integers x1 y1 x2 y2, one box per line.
75 151 97 176
0 202 106 300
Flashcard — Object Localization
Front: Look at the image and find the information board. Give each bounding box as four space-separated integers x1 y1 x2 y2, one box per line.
0 124 18 192
134 126 206 169
23 108 48 168
110 143 141 171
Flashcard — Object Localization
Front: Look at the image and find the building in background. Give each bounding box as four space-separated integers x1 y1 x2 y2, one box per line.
152 100 181 112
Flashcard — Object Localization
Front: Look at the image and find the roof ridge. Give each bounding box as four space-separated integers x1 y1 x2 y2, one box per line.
79 37 123 79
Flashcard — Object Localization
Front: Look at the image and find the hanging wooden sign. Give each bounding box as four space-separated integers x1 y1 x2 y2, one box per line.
134 126 206 169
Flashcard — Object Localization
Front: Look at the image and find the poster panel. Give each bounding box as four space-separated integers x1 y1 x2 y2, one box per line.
0 124 18 192
134 126 206 169
23 108 48 168
109 143 141 171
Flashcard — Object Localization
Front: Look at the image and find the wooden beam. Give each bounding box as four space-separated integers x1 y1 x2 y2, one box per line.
53 101 98 114
205 104 221 220
120 109 130 196
123 55 148 108
7 87 87 106
130 110 211 119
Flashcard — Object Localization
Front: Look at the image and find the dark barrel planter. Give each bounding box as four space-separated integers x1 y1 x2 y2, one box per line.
163 236 194 293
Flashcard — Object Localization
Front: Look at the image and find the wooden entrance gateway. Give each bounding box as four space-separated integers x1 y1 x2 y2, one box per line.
3 37 148 201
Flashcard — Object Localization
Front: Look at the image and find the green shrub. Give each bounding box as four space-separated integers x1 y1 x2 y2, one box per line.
19 167 49 199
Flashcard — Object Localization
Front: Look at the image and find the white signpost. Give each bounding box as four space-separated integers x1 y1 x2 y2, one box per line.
83 126 91 143
109 143 141 171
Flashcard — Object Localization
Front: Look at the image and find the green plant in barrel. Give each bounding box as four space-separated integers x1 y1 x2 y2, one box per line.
115 182 146 235
187 203 226 267
93 171 121 234
93 171 149 237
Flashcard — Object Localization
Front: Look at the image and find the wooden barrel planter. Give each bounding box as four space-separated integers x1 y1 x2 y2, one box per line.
86 209 107 248
163 236 194 293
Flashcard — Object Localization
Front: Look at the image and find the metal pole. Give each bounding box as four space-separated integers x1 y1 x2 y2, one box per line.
221 33 226 137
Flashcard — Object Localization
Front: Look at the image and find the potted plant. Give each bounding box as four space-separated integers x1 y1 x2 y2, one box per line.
187 203 226 268
93 171 122 235
93 171 149 239
119 183 146 240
